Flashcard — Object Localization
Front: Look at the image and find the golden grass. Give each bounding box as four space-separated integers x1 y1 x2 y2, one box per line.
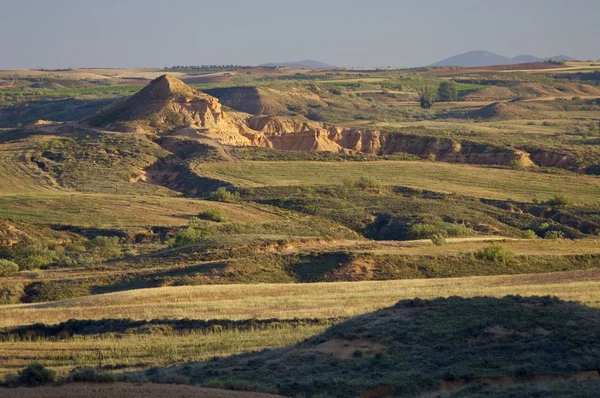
0 193 279 228
2 271 600 376
0 324 326 377
2 270 600 328
195 160 600 203
368 238 600 256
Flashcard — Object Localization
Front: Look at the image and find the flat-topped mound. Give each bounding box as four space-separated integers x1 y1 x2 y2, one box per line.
470 101 539 120
136 296 600 397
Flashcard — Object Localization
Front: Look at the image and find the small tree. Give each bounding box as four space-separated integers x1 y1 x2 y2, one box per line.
437 81 458 102
418 86 437 109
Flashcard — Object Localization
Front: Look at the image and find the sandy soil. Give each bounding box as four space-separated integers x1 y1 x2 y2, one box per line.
0 383 284 398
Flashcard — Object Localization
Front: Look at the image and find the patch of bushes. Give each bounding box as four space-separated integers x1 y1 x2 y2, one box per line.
4 362 55 387
546 195 570 207
430 234 446 246
68 367 117 383
209 187 239 202
342 177 382 191
198 208 227 222
0 259 19 276
473 244 515 264
409 222 473 240
0 283 25 304
544 230 565 240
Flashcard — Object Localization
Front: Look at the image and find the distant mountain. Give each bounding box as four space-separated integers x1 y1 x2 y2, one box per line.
259 59 332 68
430 51 515 67
430 50 576 67
547 55 576 61
512 54 543 63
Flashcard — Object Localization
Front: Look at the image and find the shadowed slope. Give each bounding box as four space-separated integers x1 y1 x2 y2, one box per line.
135 296 600 397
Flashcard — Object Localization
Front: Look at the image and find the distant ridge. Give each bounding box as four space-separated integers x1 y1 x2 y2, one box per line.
430 50 576 67
259 59 332 68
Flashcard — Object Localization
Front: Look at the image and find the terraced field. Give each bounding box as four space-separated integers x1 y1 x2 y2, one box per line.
194 160 600 203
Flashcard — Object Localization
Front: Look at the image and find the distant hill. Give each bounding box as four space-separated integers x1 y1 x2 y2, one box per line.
430 50 576 67
547 54 576 61
512 54 543 63
259 59 332 68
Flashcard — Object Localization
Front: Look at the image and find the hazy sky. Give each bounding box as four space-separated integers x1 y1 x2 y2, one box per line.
1 0 599 69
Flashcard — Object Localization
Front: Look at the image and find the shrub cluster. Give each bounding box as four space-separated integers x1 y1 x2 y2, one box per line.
209 187 239 202
198 208 227 222
3 362 55 387
473 244 515 264
0 259 19 276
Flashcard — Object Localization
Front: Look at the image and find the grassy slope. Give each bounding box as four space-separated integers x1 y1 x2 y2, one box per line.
1 271 600 379
3 270 600 327
195 160 600 203
0 193 279 228
137 296 600 397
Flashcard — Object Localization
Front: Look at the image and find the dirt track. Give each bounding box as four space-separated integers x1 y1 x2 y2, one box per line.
0 383 284 398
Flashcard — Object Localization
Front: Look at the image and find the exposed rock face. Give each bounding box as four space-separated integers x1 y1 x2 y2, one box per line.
81 76 596 172
86 75 256 142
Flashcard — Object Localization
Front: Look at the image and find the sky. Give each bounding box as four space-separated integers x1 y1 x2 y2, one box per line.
1 0 599 69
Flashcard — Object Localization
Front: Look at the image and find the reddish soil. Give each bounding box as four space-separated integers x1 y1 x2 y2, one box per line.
0 383 284 398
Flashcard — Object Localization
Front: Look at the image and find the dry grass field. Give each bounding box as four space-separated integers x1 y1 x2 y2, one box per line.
1 271 599 376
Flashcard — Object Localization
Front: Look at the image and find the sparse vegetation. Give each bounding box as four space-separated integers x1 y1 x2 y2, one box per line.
3 62 600 396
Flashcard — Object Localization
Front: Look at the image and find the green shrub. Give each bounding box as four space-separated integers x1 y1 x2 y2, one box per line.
5 362 56 387
209 187 239 202
172 228 203 248
12 243 58 270
0 283 25 304
431 234 446 246
198 208 227 222
0 259 19 276
68 367 117 383
545 230 565 240
89 236 121 259
410 222 473 240
437 81 458 102
410 223 446 239
474 245 515 264
418 86 437 109
521 230 538 239
546 195 570 207
343 177 382 191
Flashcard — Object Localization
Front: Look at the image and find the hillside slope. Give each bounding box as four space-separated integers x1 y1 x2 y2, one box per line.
135 296 600 397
